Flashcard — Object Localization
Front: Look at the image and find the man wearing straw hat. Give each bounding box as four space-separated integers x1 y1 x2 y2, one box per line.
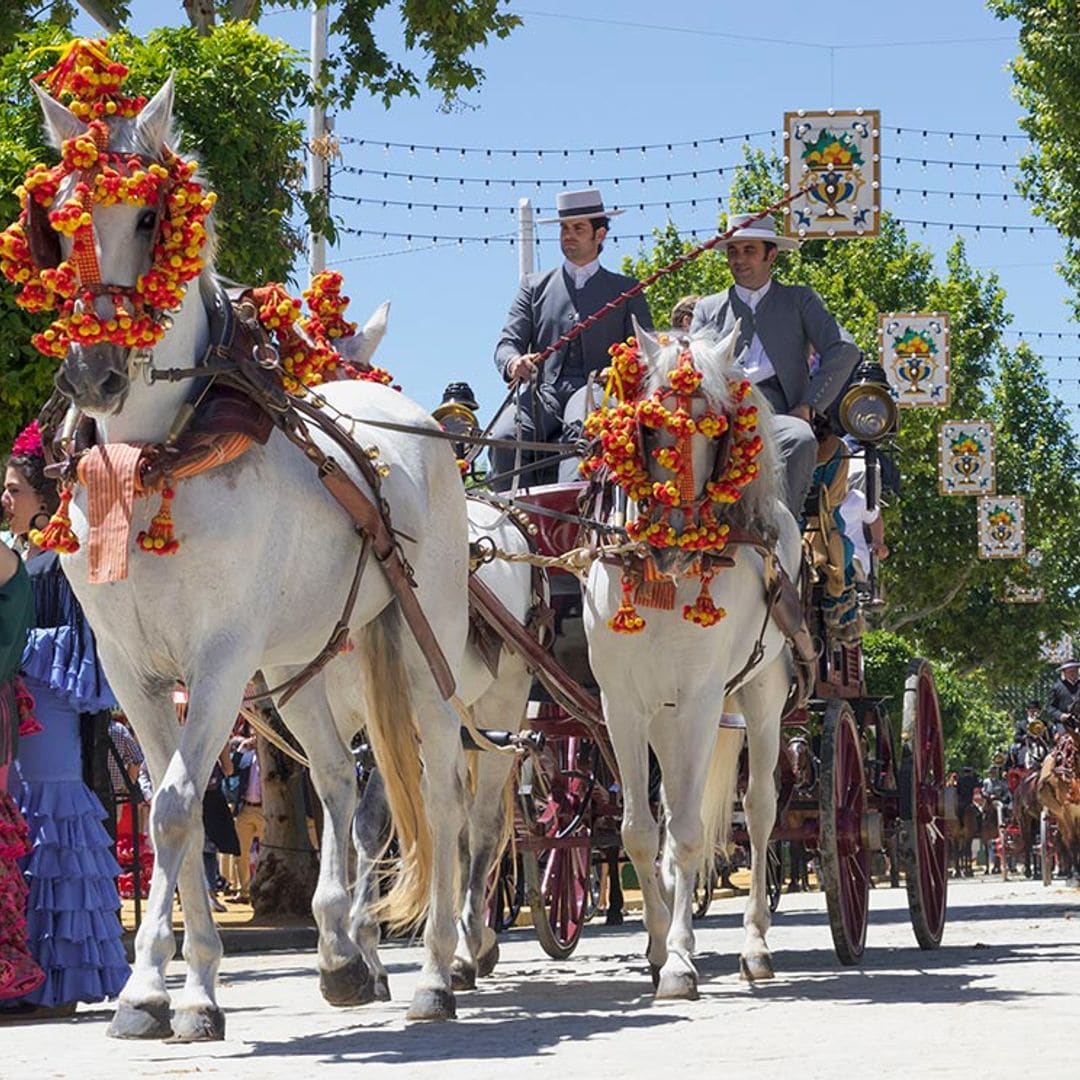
490 188 653 489
690 212 860 516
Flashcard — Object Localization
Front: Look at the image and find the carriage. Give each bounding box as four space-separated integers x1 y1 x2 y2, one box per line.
464 419 948 967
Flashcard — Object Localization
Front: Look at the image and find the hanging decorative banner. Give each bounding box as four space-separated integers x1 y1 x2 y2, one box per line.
1002 581 1044 603
938 421 996 495
978 495 1025 559
879 313 950 406
782 109 881 239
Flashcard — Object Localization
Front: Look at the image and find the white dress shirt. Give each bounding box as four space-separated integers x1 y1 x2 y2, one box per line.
733 279 777 383
565 258 600 290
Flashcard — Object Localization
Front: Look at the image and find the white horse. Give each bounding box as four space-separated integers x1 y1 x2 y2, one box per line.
350 495 537 997
583 327 801 999
33 79 471 1036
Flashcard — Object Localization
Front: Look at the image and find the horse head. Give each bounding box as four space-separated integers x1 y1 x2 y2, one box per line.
630 321 782 573
30 77 214 438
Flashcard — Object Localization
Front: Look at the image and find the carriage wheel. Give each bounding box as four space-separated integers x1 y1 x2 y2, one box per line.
519 736 596 959
900 658 947 950
1041 811 1055 887
819 700 870 966
766 840 783 914
485 849 524 933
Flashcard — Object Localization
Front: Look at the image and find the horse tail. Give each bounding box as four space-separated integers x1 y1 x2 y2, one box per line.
699 726 744 883
356 602 433 932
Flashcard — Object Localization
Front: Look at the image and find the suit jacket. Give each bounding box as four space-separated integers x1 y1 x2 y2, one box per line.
1046 678 1080 725
689 281 860 413
494 265 653 388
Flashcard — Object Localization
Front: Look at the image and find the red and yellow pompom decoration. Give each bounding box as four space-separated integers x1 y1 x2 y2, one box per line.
608 575 647 634
30 487 80 554
0 39 216 361
580 339 766 633
249 272 397 393
136 485 179 555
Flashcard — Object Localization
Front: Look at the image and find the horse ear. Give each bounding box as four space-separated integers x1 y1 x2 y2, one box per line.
135 75 176 151
341 300 391 367
632 317 662 365
32 82 87 148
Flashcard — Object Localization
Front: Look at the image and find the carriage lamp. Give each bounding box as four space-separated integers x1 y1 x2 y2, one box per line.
432 381 480 459
838 360 898 444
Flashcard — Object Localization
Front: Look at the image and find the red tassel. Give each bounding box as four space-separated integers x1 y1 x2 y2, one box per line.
137 485 180 555
683 572 726 627
609 575 646 634
31 487 80 553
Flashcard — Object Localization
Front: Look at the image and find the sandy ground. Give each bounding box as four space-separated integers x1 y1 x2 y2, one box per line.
3 875 1078 1080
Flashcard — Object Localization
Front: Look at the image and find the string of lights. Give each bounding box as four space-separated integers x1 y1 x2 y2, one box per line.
336 125 1029 158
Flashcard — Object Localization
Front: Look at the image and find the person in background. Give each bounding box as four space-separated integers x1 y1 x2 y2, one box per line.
670 295 699 333
0 533 44 1006
1 422 128 1018
1046 658 1080 737
225 722 264 906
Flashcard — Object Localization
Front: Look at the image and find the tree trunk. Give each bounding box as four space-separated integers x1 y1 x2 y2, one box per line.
249 717 318 917
182 0 217 33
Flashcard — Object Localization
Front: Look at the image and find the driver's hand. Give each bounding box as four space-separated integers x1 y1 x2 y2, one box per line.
507 354 540 383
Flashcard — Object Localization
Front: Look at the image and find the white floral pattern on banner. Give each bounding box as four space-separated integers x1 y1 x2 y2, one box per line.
938 420 996 496
783 109 881 239
978 495 1025 559
879 313 950 407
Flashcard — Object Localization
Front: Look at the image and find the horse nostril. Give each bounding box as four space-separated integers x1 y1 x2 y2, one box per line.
101 371 128 398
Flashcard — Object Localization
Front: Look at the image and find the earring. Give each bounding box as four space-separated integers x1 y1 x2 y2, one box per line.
29 511 51 533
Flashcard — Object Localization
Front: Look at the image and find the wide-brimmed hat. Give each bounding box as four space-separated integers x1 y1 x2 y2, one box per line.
1061 658 1080 669
715 211 800 251
537 188 625 225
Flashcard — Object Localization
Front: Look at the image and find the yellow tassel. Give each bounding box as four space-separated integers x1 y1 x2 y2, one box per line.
137 485 179 555
31 487 80 553
683 572 726 627
609 575 646 634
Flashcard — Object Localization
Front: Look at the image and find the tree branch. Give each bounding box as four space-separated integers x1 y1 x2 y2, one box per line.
883 562 977 634
230 0 261 18
76 0 123 33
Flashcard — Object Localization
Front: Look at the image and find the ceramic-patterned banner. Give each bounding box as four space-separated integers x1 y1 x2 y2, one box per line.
978 495 1025 559
879 313 950 407
938 421 995 496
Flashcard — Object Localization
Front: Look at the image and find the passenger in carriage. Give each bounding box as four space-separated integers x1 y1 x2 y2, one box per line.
670 295 700 333
1046 658 1080 737
689 213 860 517
490 188 654 490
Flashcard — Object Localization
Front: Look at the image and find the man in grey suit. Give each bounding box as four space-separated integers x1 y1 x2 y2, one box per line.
690 213 861 516
490 188 653 489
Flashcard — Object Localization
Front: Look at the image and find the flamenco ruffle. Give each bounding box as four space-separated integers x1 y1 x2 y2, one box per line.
21 625 116 714
0 793 44 1001
15 779 128 1006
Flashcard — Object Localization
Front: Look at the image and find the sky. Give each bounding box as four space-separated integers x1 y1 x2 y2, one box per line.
71 1 1080 423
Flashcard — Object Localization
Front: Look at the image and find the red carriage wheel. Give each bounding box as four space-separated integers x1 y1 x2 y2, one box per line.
900 658 947 950
819 700 869 965
519 734 596 959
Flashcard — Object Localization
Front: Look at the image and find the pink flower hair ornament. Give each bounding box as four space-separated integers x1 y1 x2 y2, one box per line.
10 420 44 459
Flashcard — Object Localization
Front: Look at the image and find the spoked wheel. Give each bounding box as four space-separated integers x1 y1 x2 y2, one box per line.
485 849 524 933
766 840 783 914
520 735 596 959
1041 811 1055 887
819 700 869 965
692 863 718 920
900 658 947 950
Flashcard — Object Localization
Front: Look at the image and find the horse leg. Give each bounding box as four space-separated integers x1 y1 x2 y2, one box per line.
104 687 183 1039
279 679 372 1008
648 706 724 1001
603 699 668 983
349 766 392 1001
732 659 787 982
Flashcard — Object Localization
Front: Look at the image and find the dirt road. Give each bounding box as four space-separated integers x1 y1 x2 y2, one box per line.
4 875 1077 1080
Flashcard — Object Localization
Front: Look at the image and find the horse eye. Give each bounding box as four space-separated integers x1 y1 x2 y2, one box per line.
136 209 157 233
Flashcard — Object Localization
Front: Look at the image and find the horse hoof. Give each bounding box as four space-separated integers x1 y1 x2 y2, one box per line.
169 1006 225 1042
739 954 775 982
373 973 391 1001
476 940 500 979
107 1000 173 1040
320 955 374 1007
655 969 699 1001
406 987 456 1021
450 958 477 992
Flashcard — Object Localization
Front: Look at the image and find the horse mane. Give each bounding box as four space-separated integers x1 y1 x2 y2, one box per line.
642 330 783 537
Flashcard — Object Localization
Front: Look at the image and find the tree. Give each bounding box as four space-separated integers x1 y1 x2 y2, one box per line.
622 149 1080 683
988 1 1080 315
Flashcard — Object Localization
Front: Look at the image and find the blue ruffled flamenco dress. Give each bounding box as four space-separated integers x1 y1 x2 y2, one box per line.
6 551 129 1008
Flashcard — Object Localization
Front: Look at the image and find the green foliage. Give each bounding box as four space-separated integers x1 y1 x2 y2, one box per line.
988 1 1080 315
623 150 1080 682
